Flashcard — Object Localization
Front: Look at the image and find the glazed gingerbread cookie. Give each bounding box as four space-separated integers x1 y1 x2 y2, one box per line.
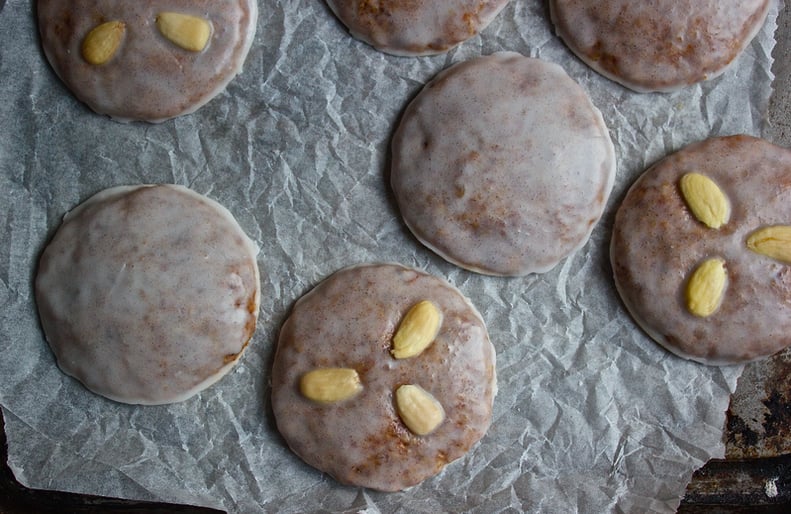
549 0 771 92
325 0 509 56
391 52 616 276
37 0 257 122
271 263 496 491
611 135 791 365
35 185 261 404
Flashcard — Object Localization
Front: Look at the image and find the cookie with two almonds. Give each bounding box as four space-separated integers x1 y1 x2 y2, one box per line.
37 0 257 121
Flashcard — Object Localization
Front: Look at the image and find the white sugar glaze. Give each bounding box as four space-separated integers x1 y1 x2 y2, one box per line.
612 136 791 365
391 52 616 276
36 185 261 404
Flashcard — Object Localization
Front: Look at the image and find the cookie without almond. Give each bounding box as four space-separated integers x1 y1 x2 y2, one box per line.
391 52 616 276
325 0 509 56
36 185 261 404
549 0 771 92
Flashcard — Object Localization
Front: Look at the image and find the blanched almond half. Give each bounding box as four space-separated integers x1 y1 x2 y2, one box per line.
81 21 126 65
391 300 441 359
299 368 362 404
395 384 445 436
679 173 730 229
156 12 211 52
746 225 791 264
685 258 727 317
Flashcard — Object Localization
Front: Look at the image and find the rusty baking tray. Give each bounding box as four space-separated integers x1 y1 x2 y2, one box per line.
678 348 791 512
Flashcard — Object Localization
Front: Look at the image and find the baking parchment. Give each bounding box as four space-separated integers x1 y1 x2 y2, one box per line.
0 0 782 512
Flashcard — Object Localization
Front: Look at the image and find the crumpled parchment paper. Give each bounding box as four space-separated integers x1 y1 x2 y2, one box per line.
0 0 782 512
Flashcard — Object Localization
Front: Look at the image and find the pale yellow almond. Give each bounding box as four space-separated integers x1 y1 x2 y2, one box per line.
299 368 362 404
156 12 211 52
395 384 445 436
685 258 727 317
679 173 730 229
81 21 125 65
746 225 791 264
391 300 441 359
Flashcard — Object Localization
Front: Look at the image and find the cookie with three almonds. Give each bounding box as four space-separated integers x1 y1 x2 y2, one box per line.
325 0 509 56
391 52 616 276
611 135 791 365
35 185 261 404
271 263 496 491
549 0 771 92
37 0 257 122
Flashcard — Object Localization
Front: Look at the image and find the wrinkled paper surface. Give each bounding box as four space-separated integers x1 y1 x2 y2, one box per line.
0 0 782 512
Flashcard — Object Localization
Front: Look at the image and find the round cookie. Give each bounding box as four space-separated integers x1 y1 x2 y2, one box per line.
611 135 791 365
35 185 261 404
271 263 496 491
325 0 509 56
37 0 257 122
549 0 771 92
391 52 616 276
